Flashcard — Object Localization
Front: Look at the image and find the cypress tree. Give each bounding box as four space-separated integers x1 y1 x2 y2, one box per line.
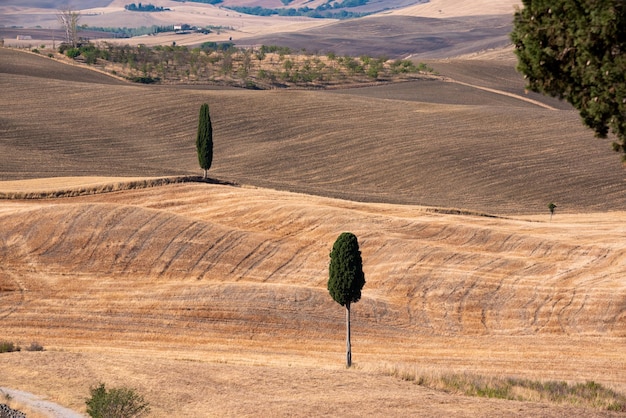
196 103 213 179
511 0 626 158
328 232 365 367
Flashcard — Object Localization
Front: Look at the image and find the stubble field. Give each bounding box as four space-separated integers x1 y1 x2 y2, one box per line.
1 1 626 414
1 180 625 416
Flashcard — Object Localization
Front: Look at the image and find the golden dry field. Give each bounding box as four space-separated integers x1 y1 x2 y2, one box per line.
1 181 626 416
1 6 626 414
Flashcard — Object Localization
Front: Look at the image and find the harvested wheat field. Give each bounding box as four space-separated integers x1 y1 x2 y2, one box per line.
1 181 626 416
1 7 626 413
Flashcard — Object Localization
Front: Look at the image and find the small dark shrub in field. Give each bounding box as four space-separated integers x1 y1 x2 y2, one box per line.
0 341 20 353
86 383 150 418
127 76 160 84
25 341 44 351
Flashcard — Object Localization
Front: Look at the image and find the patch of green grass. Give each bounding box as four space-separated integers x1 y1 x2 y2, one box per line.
385 367 626 411
0 341 20 353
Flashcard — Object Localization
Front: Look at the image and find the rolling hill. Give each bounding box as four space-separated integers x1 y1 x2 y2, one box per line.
1 0 626 415
1 47 625 214
1 181 625 416
1 0 521 59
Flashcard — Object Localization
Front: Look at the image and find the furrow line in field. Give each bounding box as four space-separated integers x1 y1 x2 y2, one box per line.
235 241 283 281
152 220 200 278
265 244 315 284
156 221 208 278
25 205 92 258
199 230 250 278
80 206 139 270
189 228 239 280
227 240 270 277
556 290 578 333
116 212 177 275
0 268 25 320
110 209 161 272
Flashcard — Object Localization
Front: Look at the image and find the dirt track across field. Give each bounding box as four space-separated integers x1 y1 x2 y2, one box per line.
0 387 84 418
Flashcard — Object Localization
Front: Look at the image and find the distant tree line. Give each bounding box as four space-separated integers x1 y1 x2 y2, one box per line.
124 3 170 12
225 0 371 19
225 6 369 19
82 24 175 38
172 0 223 4
58 41 433 88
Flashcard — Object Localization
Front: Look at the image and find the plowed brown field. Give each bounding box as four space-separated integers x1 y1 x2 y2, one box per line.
1 41 626 417
2 48 626 214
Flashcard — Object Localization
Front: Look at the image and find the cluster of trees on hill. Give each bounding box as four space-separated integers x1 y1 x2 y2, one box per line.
58 41 432 88
124 3 170 12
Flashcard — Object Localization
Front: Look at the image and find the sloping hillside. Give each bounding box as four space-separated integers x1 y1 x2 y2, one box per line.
1 182 625 416
390 0 521 17
1 0 519 60
237 14 514 59
1 48 625 215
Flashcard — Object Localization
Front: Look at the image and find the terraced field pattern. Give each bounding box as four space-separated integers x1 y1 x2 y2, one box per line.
1 4 626 414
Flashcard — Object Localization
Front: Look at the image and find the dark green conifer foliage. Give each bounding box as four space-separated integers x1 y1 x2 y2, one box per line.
328 232 365 367
196 103 213 178
511 0 626 158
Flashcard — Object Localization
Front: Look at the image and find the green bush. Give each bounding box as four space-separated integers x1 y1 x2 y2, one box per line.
0 341 20 353
86 383 150 418
390 59 418 74
66 47 80 59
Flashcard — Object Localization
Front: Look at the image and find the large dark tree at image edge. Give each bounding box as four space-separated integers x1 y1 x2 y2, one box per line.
196 103 213 179
328 232 366 368
511 0 626 158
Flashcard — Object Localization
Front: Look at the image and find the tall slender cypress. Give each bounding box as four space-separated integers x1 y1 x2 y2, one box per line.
196 103 213 179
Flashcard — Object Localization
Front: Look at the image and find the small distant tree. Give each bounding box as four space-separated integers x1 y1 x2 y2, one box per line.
195 103 213 179
548 202 557 221
86 383 150 418
328 232 365 368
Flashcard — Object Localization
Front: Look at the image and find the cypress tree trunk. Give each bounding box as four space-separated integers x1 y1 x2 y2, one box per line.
346 302 351 368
